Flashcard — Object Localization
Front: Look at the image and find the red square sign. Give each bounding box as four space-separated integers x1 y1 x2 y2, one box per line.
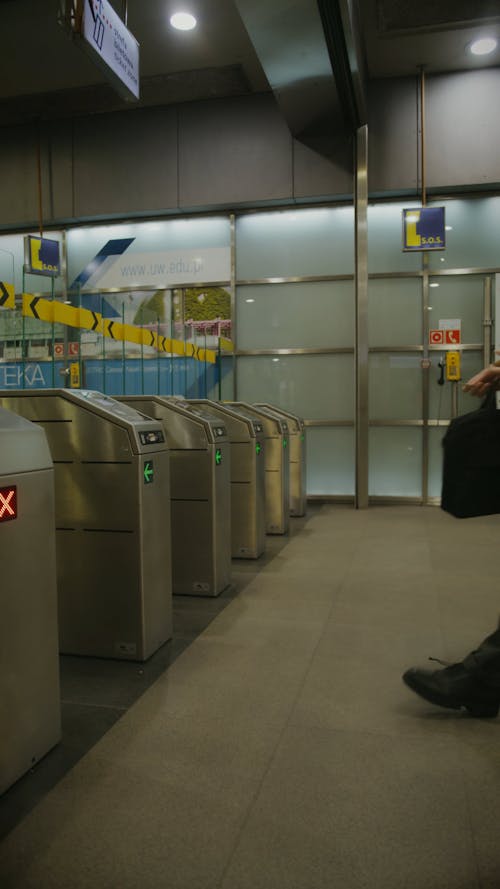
429 330 444 345
445 329 461 345
0 486 17 523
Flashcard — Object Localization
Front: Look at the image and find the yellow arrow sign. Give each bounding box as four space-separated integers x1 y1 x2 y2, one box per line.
22 294 54 322
0 282 15 309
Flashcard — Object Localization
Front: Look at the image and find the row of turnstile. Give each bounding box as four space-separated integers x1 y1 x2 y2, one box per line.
0 390 306 795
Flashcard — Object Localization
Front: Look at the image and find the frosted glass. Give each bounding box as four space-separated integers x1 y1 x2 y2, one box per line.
369 427 423 497
67 217 231 285
237 281 354 349
429 351 484 421
369 277 422 346
427 197 500 271
369 353 422 420
368 202 422 273
428 426 446 500
236 354 354 420
236 207 354 278
306 426 355 496
428 275 484 343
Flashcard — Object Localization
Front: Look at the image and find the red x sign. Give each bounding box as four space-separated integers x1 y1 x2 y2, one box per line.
0 486 17 522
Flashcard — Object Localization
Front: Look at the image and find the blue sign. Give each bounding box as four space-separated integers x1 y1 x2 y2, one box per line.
24 236 61 277
402 207 445 252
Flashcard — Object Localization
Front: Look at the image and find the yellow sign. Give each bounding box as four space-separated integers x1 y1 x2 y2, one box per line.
69 362 80 388
0 282 15 309
446 351 461 381
25 235 61 277
22 293 54 322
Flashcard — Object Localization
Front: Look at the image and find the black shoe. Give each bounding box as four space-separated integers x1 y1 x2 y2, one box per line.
403 661 500 718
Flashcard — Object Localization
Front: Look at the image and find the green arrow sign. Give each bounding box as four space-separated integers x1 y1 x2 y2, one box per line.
144 460 154 484
215 448 223 466
255 442 262 455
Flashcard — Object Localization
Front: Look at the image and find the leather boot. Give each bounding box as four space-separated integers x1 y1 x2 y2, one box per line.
403 629 500 718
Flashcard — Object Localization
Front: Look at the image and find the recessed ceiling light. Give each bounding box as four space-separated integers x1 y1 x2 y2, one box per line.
470 37 497 56
429 283 440 288
170 12 197 31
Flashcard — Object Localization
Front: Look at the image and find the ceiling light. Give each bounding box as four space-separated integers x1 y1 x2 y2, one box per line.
170 12 197 31
429 283 440 288
245 298 255 303
470 37 497 56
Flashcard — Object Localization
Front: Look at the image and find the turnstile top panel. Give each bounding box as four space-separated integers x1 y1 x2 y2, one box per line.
188 400 262 441
0 390 167 457
118 396 228 449
255 403 304 434
0 407 52 474
225 403 288 437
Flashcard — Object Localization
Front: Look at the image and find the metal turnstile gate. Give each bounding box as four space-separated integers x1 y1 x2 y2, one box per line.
225 403 290 535
0 390 172 661
255 404 307 516
189 399 266 559
0 408 61 794
119 396 231 596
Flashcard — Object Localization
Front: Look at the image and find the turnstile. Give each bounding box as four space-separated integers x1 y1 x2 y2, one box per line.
225 403 290 535
0 390 172 661
189 399 266 559
255 404 307 516
119 396 231 596
0 408 61 794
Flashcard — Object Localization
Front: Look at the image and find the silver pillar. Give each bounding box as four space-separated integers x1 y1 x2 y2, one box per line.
355 124 369 508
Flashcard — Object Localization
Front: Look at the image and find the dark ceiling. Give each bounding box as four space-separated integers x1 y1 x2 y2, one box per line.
0 0 498 130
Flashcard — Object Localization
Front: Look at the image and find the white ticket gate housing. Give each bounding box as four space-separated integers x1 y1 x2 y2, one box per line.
255 404 307 516
0 390 172 661
0 408 61 795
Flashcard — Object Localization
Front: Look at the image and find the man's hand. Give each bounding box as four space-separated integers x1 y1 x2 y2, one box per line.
463 363 500 397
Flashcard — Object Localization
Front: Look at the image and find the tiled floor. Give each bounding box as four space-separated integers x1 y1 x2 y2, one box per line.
2 504 500 888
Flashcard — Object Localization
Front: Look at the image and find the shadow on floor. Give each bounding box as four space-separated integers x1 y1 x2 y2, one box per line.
0 511 315 840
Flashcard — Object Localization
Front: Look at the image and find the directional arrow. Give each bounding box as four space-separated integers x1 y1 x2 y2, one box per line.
143 460 154 484
30 296 41 319
215 448 223 466
0 282 14 308
149 332 155 347
255 442 262 455
91 312 100 331
106 321 115 339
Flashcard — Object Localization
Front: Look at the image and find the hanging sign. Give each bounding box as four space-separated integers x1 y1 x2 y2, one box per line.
402 207 445 252
78 0 140 101
24 236 61 277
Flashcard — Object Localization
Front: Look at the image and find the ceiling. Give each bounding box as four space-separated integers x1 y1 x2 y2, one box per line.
0 0 499 132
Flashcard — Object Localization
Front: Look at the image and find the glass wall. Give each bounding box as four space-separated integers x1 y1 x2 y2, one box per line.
1 196 499 500
235 206 356 497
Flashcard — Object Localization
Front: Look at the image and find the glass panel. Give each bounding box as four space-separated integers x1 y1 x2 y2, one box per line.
236 207 354 278
427 197 500 271
368 202 422 273
369 427 422 497
428 275 484 343
236 354 354 421
428 351 484 420
66 217 231 293
306 426 355 496
368 277 422 346
428 426 446 500
369 353 422 420
237 280 354 349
